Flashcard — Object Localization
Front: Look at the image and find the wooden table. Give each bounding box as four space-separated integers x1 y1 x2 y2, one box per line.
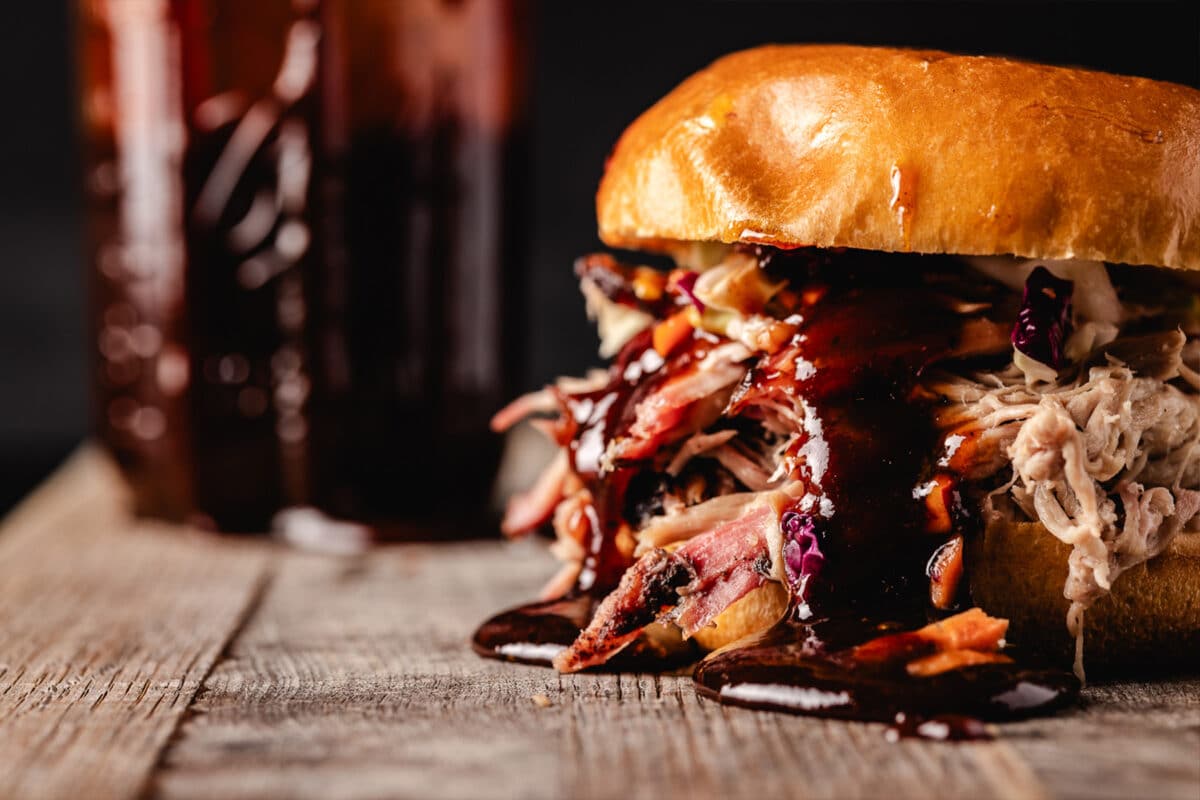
1 448 1197 800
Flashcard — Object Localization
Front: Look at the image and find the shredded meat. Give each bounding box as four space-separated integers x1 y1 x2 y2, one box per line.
709 438 785 491
498 249 1197 678
634 491 760 553
666 430 738 475
926 333 1199 677
607 342 751 466
554 502 776 672
500 451 568 537
552 548 695 672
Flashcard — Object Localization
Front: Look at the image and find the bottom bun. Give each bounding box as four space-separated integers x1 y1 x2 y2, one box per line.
691 581 789 651
969 519 1200 673
682 521 1199 673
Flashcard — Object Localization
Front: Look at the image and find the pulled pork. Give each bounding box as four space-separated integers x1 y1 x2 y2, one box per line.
925 338 1199 676
497 247 1199 676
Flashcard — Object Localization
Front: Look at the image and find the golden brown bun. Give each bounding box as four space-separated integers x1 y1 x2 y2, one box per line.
597 45 1200 270
691 581 788 651
969 520 1200 673
688 525 1199 671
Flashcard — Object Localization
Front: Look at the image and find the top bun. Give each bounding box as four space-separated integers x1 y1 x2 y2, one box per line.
596 45 1200 270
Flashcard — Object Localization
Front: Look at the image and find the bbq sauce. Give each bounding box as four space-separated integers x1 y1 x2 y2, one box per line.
472 329 715 661
693 614 1078 722
471 595 595 666
696 251 1078 721
729 251 999 606
471 594 697 669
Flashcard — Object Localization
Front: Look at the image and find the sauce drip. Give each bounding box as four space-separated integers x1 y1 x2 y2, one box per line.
560 329 717 592
471 595 593 666
694 615 1077 722
473 328 718 659
698 251 1077 721
740 251 982 612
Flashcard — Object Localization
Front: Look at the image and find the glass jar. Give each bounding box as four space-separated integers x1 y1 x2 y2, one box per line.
79 0 529 536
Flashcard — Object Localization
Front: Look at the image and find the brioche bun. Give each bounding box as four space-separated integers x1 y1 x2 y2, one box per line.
969 520 1200 672
597 45 1200 270
687 527 1200 671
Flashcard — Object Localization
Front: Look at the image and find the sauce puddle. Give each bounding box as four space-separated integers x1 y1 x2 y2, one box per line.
693 615 1078 723
472 593 698 670
471 595 594 666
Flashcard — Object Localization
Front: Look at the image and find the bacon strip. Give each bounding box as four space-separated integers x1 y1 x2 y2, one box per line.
551 550 693 672
673 504 774 636
553 503 774 673
676 562 766 636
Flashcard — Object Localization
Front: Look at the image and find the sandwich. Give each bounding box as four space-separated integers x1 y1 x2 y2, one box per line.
482 45 1199 711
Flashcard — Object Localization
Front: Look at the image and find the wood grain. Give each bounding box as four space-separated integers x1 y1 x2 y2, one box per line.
2 451 1196 800
150 534 1200 800
0 448 270 800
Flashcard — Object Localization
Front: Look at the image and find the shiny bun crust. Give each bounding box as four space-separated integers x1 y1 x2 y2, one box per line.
969 520 1200 672
597 45 1200 270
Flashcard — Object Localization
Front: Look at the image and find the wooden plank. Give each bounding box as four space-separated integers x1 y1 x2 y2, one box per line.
150 536 1200 800
1003 679 1200 800
0 448 271 800
4 450 1191 799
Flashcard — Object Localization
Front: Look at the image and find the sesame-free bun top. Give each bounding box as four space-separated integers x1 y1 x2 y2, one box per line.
596 45 1200 270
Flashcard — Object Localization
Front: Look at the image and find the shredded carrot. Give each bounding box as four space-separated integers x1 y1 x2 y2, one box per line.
915 608 1008 652
941 425 985 474
849 608 1008 665
906 649 1013 677
615 523 637 560
928 534 964 610
922 473 955 534
653 310 694 357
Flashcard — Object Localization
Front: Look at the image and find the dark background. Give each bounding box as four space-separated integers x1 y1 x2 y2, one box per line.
0 1 1197 511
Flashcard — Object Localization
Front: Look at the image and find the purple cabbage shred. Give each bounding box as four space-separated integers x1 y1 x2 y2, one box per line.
674 271 705 313
781 510 824 600
1011 266 1074 369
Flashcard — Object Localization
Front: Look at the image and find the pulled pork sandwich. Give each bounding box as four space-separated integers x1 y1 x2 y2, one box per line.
479 45 1199 716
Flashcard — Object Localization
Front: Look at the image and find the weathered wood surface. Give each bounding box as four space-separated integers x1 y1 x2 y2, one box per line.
0 449 270 800
1 450 1198 800
147 535 1200 800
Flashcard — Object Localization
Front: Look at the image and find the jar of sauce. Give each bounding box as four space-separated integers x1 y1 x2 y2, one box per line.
79 0 529 536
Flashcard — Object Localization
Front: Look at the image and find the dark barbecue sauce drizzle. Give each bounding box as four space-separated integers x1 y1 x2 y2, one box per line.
693 615 1077 727
472 328 713 667
474 248 1079 726
697 250 1076 725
